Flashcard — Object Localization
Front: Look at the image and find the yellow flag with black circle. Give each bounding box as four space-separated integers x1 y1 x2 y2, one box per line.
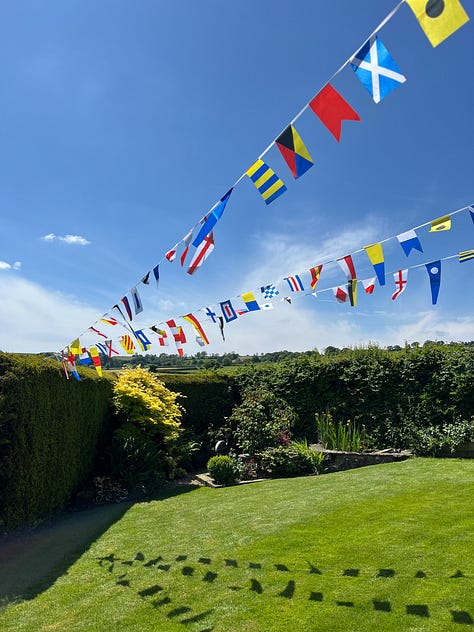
405 0 469 47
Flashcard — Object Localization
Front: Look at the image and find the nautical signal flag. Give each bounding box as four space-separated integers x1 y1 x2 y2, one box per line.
275 125 313 179
362 277 376 294
241 291 261 312
430 215 451 232
351 35 406 103
347 279 357 307
130 286 144 315
134 329 152 352
459 250 474 263
70 338 82 355
220 299 238 323
89 346 102 377
284 275 305 292
392 269 408 300
261 284 279 300
364 243 386 286
246 159 287 205
180 228 194 267
334 286 348 303
337 254 357 280
100 316 118 326
188 232 215 275
120 335 135 354
150 326 169 346
309 83 361 142
405 0 469 47
166 319 186 356
397 229 423 256
426 260 441 304
121 295 133 321
165 245 178 262
469 207 474 224
310 265 323 291
192 189 233 249
183 313 210 345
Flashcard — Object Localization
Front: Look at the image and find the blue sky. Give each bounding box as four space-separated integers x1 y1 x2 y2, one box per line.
0 0 473 355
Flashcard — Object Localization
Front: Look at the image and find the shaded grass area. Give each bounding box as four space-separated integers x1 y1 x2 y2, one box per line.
0 459 473 631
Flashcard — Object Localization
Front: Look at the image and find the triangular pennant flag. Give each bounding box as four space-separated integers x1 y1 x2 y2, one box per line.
120 335 135 355
246 159 287 205
192 189 233 249
405 0 469 47
275 125 313 179
165 245 178 262
337 254 357 280
310 265 323 291
180 228 194 267
141 271 151 285
187 232 215 275
364 243 385 286
88 347 102 377
351 35 406 103
333 286 348 303
362 277 376 294
183 313 210 345
130 286 144 315
397 229 423 256
153 265 160 287
430 215 451 232
70 338 82 355
89 326 108 339
392 269 408 300
309 83 361 141
100 316 118 326
426 260 441 304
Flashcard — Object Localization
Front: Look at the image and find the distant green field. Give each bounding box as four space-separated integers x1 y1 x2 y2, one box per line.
1 458 473 631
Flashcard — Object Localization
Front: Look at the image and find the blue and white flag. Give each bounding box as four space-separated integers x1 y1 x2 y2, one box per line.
130 286 144 315
261 284 279 300
397 229 423 257
351 35 406 103
192 189 233 249
426 260 441 305
220 299 238 323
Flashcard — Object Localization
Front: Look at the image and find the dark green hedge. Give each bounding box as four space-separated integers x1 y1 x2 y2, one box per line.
0 354 113 529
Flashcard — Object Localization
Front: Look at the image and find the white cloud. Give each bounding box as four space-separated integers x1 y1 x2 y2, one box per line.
0 260 22 271
41 233 91 246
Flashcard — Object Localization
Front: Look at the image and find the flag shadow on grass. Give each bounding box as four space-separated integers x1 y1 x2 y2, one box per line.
0 483 197 607
99 551 473 628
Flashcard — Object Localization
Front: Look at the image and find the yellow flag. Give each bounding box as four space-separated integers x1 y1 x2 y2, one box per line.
405 0 469 47
119 335 135 354
70 338 82 355
430 214 451 232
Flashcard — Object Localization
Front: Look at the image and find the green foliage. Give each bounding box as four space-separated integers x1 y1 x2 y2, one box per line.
93 476 128 504
0 353 113 529
207 455 237 486
112 366 183 441
228 387 298 455
410 418 474 456
257 441 323 478
315 411 366 452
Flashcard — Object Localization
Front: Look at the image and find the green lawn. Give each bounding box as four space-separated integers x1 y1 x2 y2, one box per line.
1 458 473 631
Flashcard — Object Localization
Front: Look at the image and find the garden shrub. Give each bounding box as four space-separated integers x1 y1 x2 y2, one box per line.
410 418 474 456
257 442 322 478
207 455 237 486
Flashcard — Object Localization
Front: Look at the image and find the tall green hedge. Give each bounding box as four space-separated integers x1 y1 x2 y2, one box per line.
0 354 113 529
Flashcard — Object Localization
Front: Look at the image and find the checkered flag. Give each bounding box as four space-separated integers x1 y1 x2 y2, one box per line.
261 284 279 300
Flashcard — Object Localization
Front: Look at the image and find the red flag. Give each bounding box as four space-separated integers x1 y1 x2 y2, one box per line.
187 232 215 275
309 83 360 142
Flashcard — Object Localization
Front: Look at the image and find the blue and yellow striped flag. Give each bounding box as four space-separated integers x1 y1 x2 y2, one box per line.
246 159 287 205
459 250 474 263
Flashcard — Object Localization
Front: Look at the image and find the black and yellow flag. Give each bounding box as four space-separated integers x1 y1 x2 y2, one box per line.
405 0 469 47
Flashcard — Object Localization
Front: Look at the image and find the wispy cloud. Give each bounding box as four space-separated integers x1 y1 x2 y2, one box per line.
41 233 91 246
0 260 21 271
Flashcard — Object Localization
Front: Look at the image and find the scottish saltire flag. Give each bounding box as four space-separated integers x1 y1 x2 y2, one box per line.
284 275 304 292
88 347 102 377
364 243 385 286
337 254 357 280
275 125 313 179
333 286 348 303
426 261 441 304
192 189 233 249
150 326 169 346
188 233 215 275
405 0 469 47
220 299 238 323
309 83 360 142
362 277 376 294
430 215 451 232
392 269 408 300
241 291 261 312
246 159 287 205
261 284 279 300
130 286 144 315
397 229 423 256
310 265 323 291
120 335 135 354
134 329 152 352
459 250 474 263
183 313 210 345
351 35 406 103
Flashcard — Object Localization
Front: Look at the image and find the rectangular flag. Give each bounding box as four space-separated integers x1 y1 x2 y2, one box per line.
130 286 144 315
204 306 217 323
430 215 451 232
134 329 152 352
89 326 107 339
120 335 135 354
105 340 119 357
246 159 287 205
459 250 474 263
397 229 423 256
100 316 118 326
275 125 313 179
284 275 305 292
165 245 178 262
183 313 210 345
309 83 360 142
364 243 385 286
180 228 194 266
166 319 186 356
188 233 215 275
121 295 133 320
351 35 406 103
426 261 441 304
150 326 169 346
310 265 323 291
362 277 376 294
192 189 233 249
241 291 261 312
347 279 357 307
392 269 408 300
470 207 474 224
88 347 102 377
78 349 92 365
261 284 279 300
333 286 348 303
337 254 357 280
153 265 160 287
220 299 238 323
405 0 469 47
